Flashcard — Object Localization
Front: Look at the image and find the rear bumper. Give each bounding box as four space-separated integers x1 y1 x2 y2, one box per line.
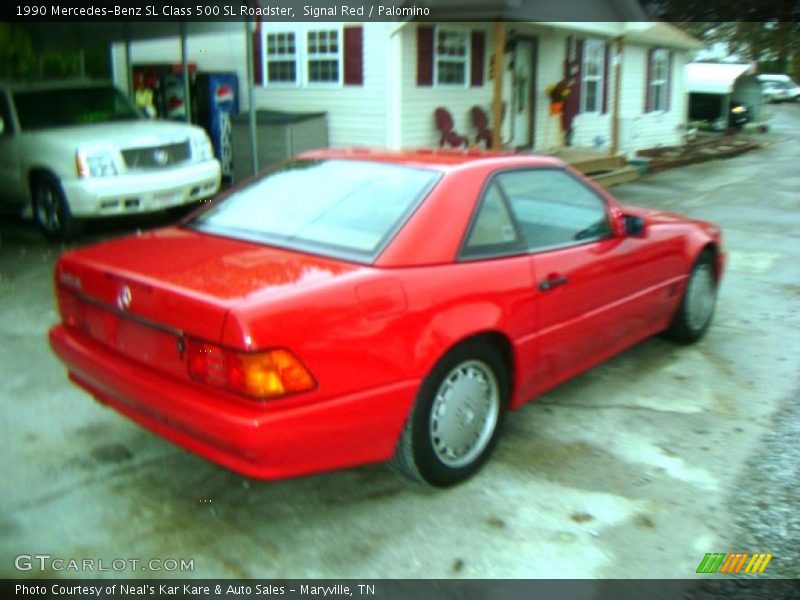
62 160 221 218
49 325 418 480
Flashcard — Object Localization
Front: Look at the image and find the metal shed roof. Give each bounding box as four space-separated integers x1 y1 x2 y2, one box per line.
686 62 756 95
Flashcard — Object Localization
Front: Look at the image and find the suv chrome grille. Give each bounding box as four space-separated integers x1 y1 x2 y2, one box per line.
121 141 191 169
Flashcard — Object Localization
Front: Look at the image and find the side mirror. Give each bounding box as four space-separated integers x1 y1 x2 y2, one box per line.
0 116 5 135
623 214 646 238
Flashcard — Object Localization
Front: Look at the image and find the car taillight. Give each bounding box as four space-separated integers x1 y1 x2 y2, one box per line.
186 340 316 400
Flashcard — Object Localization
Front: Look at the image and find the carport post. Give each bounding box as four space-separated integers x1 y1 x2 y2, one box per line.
124 26 133 99
245 19 258 176
77 48 86 79
723 95 731 130
491 21 506 150
180 22 192 123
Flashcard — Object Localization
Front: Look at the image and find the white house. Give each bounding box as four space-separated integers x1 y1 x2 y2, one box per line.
112 20 699 159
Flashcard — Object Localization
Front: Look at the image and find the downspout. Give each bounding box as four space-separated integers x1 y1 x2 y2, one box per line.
180 22 192 123
610 36 623 156
244 19 258 176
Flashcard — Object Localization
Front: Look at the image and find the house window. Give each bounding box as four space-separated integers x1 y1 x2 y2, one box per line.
261 27 364 87
266 33 297 84
648 49 670 112
307 29 340 84
581 39 605 113
435 28 469 86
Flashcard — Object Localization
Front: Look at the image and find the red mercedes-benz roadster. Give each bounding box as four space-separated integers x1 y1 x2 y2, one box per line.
49 149 724 486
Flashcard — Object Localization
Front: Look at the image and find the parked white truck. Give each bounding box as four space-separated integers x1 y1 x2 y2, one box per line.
0 79 221 238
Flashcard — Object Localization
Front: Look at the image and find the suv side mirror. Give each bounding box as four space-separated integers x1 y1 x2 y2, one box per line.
623 214 646 238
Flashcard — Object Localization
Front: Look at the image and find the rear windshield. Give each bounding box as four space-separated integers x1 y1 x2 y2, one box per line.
190 159 440 263
13 86 141 130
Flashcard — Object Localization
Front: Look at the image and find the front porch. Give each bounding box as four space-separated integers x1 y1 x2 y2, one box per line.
542 147 641 188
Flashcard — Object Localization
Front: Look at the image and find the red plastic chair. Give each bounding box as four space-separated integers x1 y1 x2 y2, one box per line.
471 106 494 148
434 107 468 148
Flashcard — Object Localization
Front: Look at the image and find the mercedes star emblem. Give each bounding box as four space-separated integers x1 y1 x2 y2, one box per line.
117 285 132 310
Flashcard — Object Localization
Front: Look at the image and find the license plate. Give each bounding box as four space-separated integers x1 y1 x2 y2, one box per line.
153 191 181 207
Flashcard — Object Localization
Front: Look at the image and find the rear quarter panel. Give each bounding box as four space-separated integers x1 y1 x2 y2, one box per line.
225 255 535 397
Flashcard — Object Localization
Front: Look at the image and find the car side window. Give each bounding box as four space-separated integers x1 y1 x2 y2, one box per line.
496 168 612 251
461 181 525 259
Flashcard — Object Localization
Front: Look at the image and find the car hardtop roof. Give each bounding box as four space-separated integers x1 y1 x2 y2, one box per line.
297 147 566 172
0 78 118 93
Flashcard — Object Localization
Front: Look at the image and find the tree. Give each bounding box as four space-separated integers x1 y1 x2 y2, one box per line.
0 23 110 80
643 0 800 74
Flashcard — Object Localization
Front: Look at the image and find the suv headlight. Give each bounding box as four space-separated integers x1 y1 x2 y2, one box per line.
76 150 118 178
191 134 214 162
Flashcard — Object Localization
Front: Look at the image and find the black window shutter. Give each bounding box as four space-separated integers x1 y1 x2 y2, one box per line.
645 49 654 113
470 31 485 87
575 38 584 111
343 26 363 86
665 50 673 111
417 26 434 87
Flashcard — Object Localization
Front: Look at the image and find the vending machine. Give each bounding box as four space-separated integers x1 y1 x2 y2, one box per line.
132 64 197 122
193 72 239 183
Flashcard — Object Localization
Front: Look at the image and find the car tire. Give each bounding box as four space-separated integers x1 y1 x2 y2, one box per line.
664 251 718 344
392 340 509 487
33 175 81 239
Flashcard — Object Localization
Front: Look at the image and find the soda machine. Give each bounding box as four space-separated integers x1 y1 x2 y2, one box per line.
193 72 239 183
132 64 197 122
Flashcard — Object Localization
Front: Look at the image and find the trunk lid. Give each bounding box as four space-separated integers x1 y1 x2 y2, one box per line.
56 227 359 375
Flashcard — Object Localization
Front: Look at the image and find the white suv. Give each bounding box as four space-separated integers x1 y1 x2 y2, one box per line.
0 80 221 238
758 74 800 103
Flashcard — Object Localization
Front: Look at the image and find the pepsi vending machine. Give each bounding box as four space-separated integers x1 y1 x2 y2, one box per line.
193 72 239 184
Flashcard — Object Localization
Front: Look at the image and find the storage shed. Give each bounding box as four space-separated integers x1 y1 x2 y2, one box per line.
231 110 328 183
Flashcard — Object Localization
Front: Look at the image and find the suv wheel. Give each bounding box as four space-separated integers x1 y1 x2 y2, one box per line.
33 175 81 239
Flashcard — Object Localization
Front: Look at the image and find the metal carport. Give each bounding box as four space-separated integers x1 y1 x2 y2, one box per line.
15 18 262 176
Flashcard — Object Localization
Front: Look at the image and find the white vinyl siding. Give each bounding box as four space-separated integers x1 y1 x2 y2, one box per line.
253 23 387 146
535 31 613 151
617 45 687 154
400 23 492 147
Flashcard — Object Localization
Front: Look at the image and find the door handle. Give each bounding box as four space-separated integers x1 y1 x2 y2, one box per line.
538 275 569 291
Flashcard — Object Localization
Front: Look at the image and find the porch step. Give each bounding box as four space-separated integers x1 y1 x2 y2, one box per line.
588 165 640 188
570 154 627 175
